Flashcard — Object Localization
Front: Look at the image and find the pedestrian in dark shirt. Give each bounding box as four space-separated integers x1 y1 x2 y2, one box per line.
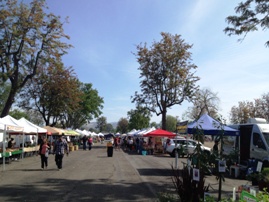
8 138 14 148
53 136 69 170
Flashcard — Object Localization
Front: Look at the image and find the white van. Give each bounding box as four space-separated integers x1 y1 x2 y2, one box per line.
224 118 269 167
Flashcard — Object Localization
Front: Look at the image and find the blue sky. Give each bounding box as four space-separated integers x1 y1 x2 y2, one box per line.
43 0 269 124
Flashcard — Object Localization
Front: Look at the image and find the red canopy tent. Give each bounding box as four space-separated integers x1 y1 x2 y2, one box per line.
143 129 176 138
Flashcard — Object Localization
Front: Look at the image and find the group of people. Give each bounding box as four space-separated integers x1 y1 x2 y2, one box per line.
82 135 93 150
38 136 69 171
118 136 155 154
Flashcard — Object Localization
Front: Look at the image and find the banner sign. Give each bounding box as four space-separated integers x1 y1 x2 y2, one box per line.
177 121 188 134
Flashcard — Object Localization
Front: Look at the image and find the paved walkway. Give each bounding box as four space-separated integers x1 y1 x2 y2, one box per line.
0 143 250 201
0 144 165 202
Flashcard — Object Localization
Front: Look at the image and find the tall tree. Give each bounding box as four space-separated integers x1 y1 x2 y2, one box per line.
254 93 269 121
117 118 129 134
64 83 103 129
96 116 107 132
0 0 71 117
184 88 220 120
127 106 151 130
166 115 177 132
132 32 199 130
229 101 255 124
0 82 11 112
224 0 269 46
18 61 81 127
106 123 114 133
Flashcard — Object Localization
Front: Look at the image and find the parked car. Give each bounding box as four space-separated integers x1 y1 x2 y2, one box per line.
165 138 211 157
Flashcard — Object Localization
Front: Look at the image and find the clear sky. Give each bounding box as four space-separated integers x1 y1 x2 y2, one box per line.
42 0 268 124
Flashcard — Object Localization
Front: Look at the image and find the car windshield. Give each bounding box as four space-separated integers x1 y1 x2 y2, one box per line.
187 141 196 147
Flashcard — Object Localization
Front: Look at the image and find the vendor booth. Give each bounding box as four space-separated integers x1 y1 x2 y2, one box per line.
143 129 176 154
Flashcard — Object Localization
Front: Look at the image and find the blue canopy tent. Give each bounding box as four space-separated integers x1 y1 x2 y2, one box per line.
187 114 239 136
187 114 239 201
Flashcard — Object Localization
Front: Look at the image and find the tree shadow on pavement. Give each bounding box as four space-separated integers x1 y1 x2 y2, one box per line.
0 178 165 201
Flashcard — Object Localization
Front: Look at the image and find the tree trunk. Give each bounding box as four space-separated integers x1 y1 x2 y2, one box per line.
161 108 167 130
0 88 16 118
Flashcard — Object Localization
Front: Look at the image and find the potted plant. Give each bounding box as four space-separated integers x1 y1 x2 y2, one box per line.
258 168 269 191
246 172 263 186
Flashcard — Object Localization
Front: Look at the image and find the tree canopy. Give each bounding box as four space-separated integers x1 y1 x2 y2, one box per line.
224 0 269 46
96 116 107 132
0 0 72 117
127 106 150 130
117 118 129 134
230 92 269 124
68 83 103 129
165 115 177 132
132 32 199 130
183 88 220 121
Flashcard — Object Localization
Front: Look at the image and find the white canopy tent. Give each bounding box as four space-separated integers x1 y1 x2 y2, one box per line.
18 117 47 134
127 129 137 137
0 118 24 171
1 115 39 148
18 117 48 147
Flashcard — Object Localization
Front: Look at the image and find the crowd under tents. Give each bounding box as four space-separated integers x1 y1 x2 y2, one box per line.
0 115 83 171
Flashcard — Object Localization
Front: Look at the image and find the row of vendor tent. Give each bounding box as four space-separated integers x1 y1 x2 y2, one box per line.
0 115 80 136
126 114 239 138
127 127 156 137
75 129 105 137
44 126 79 136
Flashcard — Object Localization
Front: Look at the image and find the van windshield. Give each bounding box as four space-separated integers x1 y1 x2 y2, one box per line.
263 133 269 147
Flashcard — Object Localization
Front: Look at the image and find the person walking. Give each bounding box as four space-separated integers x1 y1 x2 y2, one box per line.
39 138 50 170
53 136 69 170
88 136 93 150
82 135 87 150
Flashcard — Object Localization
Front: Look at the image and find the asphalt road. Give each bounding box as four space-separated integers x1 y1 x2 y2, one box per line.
0 143 249 202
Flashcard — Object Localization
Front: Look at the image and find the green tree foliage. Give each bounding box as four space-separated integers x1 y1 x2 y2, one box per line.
9 109 29 120
96 116 107 132
117 118 129 134
0 0 72 117
224 0 269 46
150 121 159 128
183 88 220 120
9 108 44 125
106 123 114 133
132 32 199 130
166 115 177 132
64 83 103 129
127 106 151 130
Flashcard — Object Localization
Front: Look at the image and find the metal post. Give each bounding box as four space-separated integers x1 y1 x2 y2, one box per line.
3 124 6 171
